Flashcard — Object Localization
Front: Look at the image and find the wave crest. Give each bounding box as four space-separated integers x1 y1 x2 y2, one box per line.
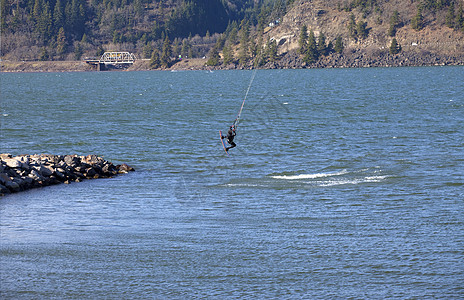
271 170 348 180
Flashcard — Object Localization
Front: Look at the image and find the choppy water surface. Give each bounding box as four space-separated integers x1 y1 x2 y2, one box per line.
1 67 463 298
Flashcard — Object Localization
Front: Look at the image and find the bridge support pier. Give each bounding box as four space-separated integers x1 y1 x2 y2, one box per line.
97 63 106 71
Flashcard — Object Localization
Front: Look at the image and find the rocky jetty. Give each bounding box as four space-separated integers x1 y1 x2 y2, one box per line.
0 154 134 195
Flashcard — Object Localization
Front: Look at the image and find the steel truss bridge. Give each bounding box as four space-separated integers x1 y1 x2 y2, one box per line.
85 52 136 70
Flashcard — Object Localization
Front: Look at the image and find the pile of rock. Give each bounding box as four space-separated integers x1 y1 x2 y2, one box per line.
216 50 464 70
0 154 134 195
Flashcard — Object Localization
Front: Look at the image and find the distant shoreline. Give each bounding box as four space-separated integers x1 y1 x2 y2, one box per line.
1 50 463 73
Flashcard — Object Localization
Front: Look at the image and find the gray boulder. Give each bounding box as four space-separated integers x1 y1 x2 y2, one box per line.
3 158 22 168
4 180 20 192
28 169 45 182
33 165 54 177
0 183 10 194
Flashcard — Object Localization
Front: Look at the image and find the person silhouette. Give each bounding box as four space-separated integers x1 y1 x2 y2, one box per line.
222 125 236 151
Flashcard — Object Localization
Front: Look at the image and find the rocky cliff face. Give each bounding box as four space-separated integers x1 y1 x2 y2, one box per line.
265 0 464 62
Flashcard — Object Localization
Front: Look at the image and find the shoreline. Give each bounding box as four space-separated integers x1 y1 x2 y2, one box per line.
2 50 463 73
0 154 134 196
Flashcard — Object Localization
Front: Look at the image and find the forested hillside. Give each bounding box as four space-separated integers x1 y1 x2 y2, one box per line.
1 0 463 68
0 0 294 61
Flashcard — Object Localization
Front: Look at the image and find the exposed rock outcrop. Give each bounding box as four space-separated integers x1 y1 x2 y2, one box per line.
0 154 134 195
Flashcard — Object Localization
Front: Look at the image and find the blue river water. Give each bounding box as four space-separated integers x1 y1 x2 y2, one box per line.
1 67 463 298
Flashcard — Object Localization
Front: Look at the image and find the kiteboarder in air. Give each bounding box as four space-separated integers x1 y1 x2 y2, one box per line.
218 69 257 155
222 125 236 151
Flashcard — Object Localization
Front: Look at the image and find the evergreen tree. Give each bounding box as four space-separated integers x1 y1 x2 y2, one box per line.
356 20 369 40
334 36 344 54
0 0 10 28
207 41 221 66
317 32 327 56
161 36 172 67
56 27 67 58
64 0 86 38
389 38 401 54
455 5 463 30
222 43 234 65
228 26 238 45
298 24 308 55
327 40 334 54
0 0 7 30
172 38 181 57
70 0 80 32
303 29 318 64
151 22 163 41
112 31 119 44
348 13 357 40
217 35 226 51
238 20 250 65
267 38 278 63
150 50 161 69
411 5 424 31
445 2 455 28
391 10 400 27
388 10 400 36
250 39 258 60
254 39 265 67
388 23 396 37
143 44 153 59
188 47 194 59
253 35 264 65
64 0 71 29
134 0 143 19
36 0 52 43
257 12 265 34
224 21 233 37
53 0 65 32
74 43 83 60
181 39 190 58
33 0 43 25
78 3 86 36
206 48 220 66
39 47 49 60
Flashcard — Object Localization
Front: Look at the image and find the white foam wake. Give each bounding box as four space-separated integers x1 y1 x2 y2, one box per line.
271 170 348 180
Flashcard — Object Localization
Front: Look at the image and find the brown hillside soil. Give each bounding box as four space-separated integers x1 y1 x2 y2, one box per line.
127 58 209 71
0 58 211 73
265 0 464 64
1 60 94 72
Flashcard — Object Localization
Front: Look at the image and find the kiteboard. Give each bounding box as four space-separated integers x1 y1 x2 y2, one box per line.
219 130 229 156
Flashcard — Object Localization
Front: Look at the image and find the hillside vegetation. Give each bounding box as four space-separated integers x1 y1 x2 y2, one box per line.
1 0 463 69
1 0 293 61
